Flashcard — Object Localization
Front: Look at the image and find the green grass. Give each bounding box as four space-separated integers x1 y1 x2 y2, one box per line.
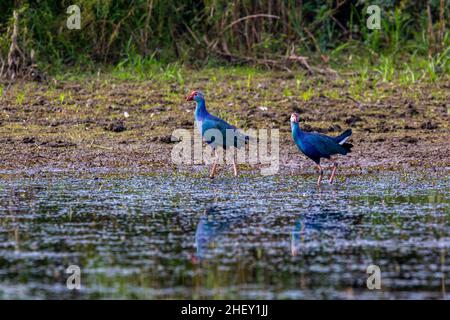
112 53 185 85
300 87 314 102
15 91 25 105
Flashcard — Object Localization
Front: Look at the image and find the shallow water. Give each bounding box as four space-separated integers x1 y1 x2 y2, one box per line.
0 171 448 299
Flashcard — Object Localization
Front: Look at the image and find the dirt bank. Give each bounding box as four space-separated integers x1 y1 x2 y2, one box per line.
0 70 449 177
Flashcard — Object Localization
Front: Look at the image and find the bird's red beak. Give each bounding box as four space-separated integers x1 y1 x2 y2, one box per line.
186 91 195 101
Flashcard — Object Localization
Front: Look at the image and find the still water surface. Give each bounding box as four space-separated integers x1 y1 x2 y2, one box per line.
0 171 448 299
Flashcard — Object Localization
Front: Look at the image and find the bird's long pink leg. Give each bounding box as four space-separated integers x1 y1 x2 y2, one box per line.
232 158 238 177
210 149 219 178
329 162 338 183
317 164 323 186
210 163 217 178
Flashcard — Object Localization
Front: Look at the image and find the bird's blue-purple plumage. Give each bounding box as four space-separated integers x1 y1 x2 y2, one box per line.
291 121 352 164
194 92 248 149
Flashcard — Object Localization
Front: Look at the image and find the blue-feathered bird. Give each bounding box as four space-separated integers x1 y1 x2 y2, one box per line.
186 90 248 178
290 113 353 185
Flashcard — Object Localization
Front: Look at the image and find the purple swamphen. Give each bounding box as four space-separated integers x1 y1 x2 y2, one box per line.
290 113 353 186
186 90 248 178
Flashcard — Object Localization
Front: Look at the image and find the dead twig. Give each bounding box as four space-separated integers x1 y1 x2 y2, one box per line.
1 10 44 82
220 14 279 36
183 23 201 46
104 5 135 61
210 49 289 71
285 54 313 74
346 94 363 108
5 10 25 80
426 1 436 57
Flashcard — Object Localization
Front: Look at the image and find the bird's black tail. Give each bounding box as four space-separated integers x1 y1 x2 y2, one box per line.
342 143 353 153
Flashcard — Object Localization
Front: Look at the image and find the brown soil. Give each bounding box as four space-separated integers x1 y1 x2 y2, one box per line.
0 70 449 177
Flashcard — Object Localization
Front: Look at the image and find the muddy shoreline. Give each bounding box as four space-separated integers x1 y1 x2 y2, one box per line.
0 72 449 177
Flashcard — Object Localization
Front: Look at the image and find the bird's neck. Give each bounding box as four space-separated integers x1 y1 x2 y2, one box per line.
194 99 208 120
291 122 303 136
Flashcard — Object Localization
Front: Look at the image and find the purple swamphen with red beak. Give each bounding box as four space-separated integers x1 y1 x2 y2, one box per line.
290 113 353 186
186 90 249 178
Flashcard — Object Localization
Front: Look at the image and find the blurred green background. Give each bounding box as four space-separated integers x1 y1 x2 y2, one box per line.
0 0 448 79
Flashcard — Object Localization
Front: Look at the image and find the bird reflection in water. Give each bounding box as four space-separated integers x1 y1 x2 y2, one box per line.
291 216 326 257
291 209 363 257
192 206 245 264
